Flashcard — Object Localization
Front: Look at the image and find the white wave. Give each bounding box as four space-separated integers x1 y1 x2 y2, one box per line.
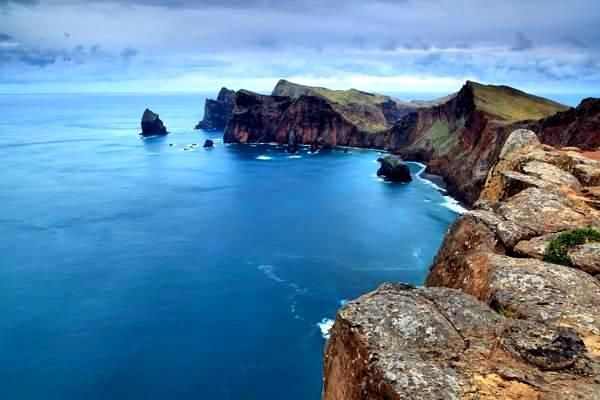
442 196 468 214
318 318 335 339
256 155 272 160
287 155 302 159
339 299 348 306
412 162 466 214
412 247 423 260
257 264 284 282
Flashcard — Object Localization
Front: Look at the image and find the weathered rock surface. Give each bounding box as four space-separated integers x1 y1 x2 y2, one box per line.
195 87 236 131
569 242 600 275
324 133 600 400
140 108 168 136
376 155 412 182
323 284 600 400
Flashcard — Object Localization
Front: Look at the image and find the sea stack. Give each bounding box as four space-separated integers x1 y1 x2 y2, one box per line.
376 155 412 182
203 139 214 148
140 108 168 136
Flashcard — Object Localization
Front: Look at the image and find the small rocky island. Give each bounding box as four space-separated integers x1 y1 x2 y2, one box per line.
376 155 412 182
140 108 168 136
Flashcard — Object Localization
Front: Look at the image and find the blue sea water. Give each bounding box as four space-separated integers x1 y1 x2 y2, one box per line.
0 93 462 400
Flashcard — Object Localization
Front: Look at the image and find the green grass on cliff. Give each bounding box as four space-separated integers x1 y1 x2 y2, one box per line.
543 228 600 266
273 79 392 106
468 81 568 122
406 119 458 157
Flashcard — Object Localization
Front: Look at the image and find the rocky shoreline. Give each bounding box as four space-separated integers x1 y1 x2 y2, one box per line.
323 130 600 399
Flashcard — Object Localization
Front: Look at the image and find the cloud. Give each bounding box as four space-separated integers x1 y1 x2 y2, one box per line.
0 0 599 93
120 47 138 61
512 32 534 51
563 35 587 49
0 32 13 41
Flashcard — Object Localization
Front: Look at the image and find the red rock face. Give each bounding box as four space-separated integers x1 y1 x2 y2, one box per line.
391 84 515 204
274 96 359 147
223 90 292 143
527 98 600 150
223 84 599 206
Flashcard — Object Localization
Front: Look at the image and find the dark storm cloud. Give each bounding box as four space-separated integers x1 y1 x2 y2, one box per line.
0 32 13 41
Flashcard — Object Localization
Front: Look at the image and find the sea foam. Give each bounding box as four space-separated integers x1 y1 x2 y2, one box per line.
317 318 334 339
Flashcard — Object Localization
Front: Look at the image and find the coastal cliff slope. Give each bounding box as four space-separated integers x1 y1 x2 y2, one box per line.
323 130 600 399
222 80 580 204
391 81 569 204
195 87 236 131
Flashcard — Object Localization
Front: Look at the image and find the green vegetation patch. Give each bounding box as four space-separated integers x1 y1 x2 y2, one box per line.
543 228 600 266
407 119 458 157
497 305 526 319
469 81 568 122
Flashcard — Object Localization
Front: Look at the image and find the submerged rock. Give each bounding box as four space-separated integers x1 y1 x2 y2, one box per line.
141 108 168 136
376 155 412 182
203 139 214 148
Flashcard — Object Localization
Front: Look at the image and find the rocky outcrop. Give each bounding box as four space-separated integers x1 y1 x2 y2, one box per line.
203 139 214 148
323 130 600 400
376 155 412 182
195 87 236 131
324 283 599 400
140 108 168 136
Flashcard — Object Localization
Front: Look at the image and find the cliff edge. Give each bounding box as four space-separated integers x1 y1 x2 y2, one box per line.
323 130 600 399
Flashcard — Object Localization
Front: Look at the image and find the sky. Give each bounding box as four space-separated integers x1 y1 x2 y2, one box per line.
1 0 599 95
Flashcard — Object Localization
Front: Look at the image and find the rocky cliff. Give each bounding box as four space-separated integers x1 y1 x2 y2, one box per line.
224 80 452 147
224 80 577 205
390 81 569 204
323 130 600 399
526 98 600 150
195 87 236 131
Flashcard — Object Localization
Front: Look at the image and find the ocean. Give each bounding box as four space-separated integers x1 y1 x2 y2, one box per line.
0 90 581 400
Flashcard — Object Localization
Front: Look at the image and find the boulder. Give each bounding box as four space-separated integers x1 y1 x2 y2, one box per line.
568 242 600 275
203 139 214 148
573 163 600 186
376 155 412 182
140 108 168 136
514 233 560 259
323 283 600 400
520 161 581 190
310 142 319 153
